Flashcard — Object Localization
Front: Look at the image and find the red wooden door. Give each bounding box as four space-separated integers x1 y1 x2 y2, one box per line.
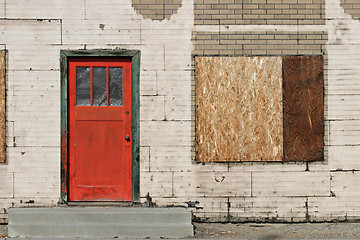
68 58 132 201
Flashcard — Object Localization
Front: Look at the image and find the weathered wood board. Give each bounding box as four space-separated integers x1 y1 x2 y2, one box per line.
195 56 283 162
282 56 324 161
0 51 5 163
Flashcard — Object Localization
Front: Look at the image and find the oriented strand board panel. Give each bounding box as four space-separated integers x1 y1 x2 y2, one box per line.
283 56 324 162
0 51 4 163
196 56 283 162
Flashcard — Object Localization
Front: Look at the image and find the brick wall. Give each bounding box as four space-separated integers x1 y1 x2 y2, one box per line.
194 0 326 25
193 30 327 55
340 0 360 19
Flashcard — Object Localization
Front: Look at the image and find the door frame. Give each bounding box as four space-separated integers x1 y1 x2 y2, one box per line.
60 50 140 204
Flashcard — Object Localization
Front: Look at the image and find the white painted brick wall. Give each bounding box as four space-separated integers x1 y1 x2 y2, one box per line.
147 146 193 171
0 0 359 223
328 146 360 170
239 197 307 220
252 172 330 197
139 70 157 96
140 96 165 121
5 0 85 19
0 171 13 198
173 171 251 198
141 171 173 198
140 121 192 147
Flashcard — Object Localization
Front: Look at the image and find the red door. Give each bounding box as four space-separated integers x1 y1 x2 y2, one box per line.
68 58 132 201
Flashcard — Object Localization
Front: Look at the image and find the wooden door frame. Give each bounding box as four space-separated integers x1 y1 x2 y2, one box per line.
60 50 140 204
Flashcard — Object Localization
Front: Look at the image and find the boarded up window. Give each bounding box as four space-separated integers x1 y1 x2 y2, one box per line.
195 56 324 162
0 50 5 163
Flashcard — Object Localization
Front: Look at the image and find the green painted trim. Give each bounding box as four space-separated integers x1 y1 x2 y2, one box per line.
60 50 141 203
60 51 68 203
61 50 139 58
131 51 141 202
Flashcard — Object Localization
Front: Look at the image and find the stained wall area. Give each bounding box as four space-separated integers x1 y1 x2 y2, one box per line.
0 0 359 225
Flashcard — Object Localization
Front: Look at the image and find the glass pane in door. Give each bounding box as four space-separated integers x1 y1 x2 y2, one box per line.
93 67 107 106
109 67 123 106
76 67 91 106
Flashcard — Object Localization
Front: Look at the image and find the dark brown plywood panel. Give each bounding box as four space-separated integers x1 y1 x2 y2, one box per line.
0 51 5 163
283 55 324 162
196 56 283 162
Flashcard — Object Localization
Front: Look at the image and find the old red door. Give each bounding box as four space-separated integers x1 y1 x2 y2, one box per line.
68 58 132 201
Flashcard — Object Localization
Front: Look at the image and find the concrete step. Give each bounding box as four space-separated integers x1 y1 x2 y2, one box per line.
8 207 193 238
9 223 193 238
9 207 191 224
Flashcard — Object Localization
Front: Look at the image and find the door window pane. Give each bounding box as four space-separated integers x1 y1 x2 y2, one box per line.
92 67 107 106
76 67 91 106
109 67 123 106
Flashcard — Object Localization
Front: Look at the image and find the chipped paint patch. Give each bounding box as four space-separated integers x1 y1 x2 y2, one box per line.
340 0 360 19
132 0 183 21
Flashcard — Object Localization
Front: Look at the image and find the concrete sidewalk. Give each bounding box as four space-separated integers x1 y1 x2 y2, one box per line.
2 222 360 239
193 222 360 239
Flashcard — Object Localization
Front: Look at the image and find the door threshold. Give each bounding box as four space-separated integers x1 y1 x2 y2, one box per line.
66 201 134 207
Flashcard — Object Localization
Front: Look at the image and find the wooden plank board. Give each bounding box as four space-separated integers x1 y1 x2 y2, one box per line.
196 56 283 162
282 56 324 162
0 51 5 163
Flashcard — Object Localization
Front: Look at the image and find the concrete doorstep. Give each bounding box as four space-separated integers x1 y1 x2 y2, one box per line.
2 222 360 239
7 207 193 239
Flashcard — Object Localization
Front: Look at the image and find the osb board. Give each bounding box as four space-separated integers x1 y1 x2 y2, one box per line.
0 51 5 163
0 50 6 162
196 56 283 162
282 56 324 162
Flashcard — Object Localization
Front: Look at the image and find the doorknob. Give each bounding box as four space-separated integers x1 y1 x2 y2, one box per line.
125 134 130 147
